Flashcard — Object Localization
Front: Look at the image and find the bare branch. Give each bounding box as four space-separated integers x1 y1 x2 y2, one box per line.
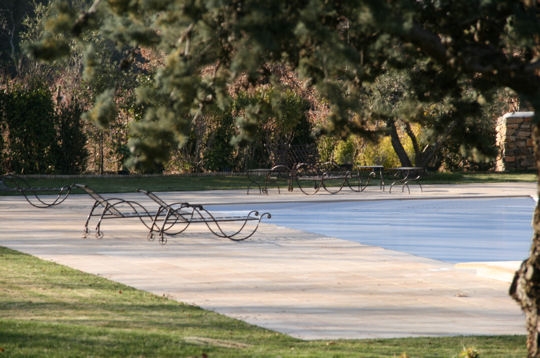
72 0 101 36
176 23 194 57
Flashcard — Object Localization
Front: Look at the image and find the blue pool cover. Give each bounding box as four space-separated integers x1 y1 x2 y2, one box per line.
210 197 535 263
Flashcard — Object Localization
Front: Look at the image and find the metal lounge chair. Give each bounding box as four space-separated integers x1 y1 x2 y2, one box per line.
75 184 156 238
0 174 73 208
138 189 272 244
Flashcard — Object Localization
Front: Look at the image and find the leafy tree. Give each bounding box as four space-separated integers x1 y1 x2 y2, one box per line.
364 3 540 355
53 99 88 174
0 84 88 174
201 112 236 172
1 85 56 173
2 0 93 174
30 0 540 354
0 0 46 77
233 83 313 168
362 67 497 169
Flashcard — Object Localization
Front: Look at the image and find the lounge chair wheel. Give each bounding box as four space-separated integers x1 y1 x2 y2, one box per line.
96 231 104 239
147 232 155 241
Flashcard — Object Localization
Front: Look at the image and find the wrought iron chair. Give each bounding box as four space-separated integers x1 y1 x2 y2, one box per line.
0 174 73 208
75 184 156 238
138 189 271 244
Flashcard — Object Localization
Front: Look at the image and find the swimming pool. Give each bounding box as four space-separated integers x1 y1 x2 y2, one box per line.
210 197 535 263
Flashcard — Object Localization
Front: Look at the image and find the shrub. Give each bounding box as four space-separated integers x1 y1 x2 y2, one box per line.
1 86 56 173
0 85 88 174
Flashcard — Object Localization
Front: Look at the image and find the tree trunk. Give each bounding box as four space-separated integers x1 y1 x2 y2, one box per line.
387 119 412 167
510 122 540 357
402 120 433 168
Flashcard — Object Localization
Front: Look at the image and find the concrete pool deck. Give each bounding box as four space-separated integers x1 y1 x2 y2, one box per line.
0 182 535 339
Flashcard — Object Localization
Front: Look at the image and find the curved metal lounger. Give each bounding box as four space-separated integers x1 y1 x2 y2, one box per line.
149 202 200 242
138 189 271 244
343 170 377 192
1 174 73 208
321 172 349 194
136 189 196 241
76 184 155 238
295 162 352 195
294 162 323 195
186 206 271 242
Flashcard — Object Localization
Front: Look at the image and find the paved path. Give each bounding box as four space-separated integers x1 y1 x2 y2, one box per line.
0 182 535 339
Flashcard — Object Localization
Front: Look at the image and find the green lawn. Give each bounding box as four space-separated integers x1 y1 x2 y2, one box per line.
0 247 526 357
0 172 533 357
0 171 536 195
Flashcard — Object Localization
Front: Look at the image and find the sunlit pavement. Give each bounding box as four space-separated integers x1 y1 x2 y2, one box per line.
0 182 535 339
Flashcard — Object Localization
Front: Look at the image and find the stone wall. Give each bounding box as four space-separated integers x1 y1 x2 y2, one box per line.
495 111 535 172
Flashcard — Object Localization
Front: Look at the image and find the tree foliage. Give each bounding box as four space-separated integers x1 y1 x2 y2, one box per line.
28 0 528 170
53 99 88 174
0 85 56 173
0 0 47 76
0 84 88 174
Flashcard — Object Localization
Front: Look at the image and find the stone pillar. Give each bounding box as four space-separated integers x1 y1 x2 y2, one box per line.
496 112 535 172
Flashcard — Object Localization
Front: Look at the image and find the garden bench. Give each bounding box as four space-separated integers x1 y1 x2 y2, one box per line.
0 174 73 208
139 189 271 244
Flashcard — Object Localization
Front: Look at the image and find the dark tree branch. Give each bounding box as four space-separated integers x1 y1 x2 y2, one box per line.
405 24 449 65
402 23 540 97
